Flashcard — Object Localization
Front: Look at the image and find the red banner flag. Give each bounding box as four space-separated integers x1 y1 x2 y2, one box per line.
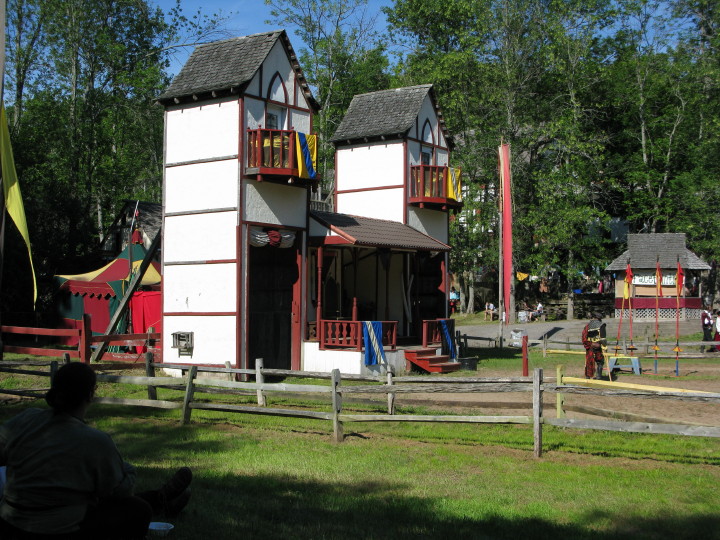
498 144 513 324
676 262 684 296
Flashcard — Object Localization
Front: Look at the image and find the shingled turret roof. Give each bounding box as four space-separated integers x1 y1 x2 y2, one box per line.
605 233 710 271
330 85 452 147
158 31 318 110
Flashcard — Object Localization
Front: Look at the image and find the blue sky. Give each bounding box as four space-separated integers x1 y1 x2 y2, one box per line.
151 0 393 76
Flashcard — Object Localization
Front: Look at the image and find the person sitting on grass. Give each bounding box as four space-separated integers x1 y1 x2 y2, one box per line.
484 302 496 321
0 362 192 539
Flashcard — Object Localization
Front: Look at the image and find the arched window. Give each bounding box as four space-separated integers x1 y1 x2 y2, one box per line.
266 73 288 130
420 119 435 165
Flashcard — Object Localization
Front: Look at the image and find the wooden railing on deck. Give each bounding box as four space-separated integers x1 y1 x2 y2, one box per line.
320 320 397 351
422 318 455 349
247 129 295 171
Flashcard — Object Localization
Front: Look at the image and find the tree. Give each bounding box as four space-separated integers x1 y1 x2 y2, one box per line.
266 0 390 190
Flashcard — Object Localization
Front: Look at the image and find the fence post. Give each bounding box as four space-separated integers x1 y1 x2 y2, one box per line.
330 368 344 443
644 336 649 355
224 361 233 381
50 360 59 384
62 352 71 365
565 336 569 351
521 335 529 377
386 367 395 415
543 335 547 358
555 364 565 419
533 368 543 458
80 314 92 363
255 358 266 407
181 366 197 425
145 352 157 401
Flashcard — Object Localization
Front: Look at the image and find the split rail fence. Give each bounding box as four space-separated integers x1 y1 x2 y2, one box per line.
1 315 160 363
2 357 720 458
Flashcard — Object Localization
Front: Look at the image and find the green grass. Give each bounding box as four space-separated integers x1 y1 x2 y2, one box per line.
2 358 720 539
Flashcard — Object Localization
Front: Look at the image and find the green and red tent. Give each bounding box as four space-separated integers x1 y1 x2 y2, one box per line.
54 243 161 346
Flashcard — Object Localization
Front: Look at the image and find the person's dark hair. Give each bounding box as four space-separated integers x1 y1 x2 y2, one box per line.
45 362 97 413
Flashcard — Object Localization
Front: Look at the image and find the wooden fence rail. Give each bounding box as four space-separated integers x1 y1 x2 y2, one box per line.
2 357 720 458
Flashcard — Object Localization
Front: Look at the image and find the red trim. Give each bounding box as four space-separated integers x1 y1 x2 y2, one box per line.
336 184 404 195
403 141 408 224
242 93 312 113
406 135 448 151
614 297 701 309
243 225 250 371
243 220 305 231
163 312 237 316
334 148 339 211
291 239 302 370
236 224 242 371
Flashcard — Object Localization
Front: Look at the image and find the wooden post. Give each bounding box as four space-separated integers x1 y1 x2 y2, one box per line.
62 352 71 365
330 368 344 442
521 335 529 377
555 364 565 419
255 358 266 406
543 335 547 358
80 314 92 363
565 336 570 351
386 367 395 415
533 368 543 458
644 336 649 355
224 361 233 382
181 366 197 425
145 352 157 401
50 360 59 384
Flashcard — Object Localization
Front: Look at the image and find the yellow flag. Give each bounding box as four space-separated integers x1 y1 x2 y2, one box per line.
447 167 462 201
295 132 317 179
1 105 37 306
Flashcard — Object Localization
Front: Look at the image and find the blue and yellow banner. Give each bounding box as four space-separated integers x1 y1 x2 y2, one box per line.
296 132 317 179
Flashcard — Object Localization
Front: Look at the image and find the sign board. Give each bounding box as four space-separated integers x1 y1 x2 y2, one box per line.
632 273 676 287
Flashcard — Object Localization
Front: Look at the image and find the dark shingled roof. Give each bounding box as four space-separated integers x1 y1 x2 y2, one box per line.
311 210 450 252
605 233 710 271
330 85 452 147
158 31 318 110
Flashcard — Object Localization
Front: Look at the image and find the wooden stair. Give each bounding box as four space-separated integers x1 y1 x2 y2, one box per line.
404 348 461 374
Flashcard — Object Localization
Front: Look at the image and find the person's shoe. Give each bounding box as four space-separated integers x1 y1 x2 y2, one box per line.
164 487 192 518
159 467 192 504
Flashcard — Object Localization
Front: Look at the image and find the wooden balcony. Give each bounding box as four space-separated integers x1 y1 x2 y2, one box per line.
409 165 463 210
319 320 397 351
246 129 319 184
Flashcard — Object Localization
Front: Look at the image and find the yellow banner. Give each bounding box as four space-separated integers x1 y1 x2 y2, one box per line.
447 167 462 201
296 132 317 179
1 105 36 306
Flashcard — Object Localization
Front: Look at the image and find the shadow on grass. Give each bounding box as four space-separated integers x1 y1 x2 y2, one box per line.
167 472 720 540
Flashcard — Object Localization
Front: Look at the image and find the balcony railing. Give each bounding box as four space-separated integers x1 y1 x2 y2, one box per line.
409 165 462 209
247 128 296 176
422 318 455 349
320 320 397 351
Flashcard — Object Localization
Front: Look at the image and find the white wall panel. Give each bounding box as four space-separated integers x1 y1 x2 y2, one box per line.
289 110 311 133
337 188 404 223
164 212 237 262
245 97 264 130
165 99 239 164
301 343 406 375
244 180 307 227
163 263 236 313
336 142 404 191
165 160 238 214
162 315 237 366
408 207 448 244
436 148 449 167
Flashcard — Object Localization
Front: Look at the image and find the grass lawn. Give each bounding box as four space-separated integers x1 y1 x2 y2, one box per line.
2 356 719 539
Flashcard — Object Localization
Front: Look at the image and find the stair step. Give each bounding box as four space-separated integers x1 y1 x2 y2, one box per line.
403 348 438 360
405 355 461 374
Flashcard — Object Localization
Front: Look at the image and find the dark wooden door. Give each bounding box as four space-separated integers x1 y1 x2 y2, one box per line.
248 242 299 369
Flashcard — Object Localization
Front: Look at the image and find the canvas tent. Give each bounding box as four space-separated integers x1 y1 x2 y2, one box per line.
55 243 162 345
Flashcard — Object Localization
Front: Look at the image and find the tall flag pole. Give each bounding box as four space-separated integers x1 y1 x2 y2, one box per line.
498 143 513 326
653 258 662 373
673 259 684 375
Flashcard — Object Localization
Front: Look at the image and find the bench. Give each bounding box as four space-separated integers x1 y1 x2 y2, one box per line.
608 355 642 375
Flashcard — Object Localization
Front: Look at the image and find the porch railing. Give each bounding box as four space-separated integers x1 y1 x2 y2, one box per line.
409 165 462 205
320 320 397 351
247 128 296 172
422 318 455 349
